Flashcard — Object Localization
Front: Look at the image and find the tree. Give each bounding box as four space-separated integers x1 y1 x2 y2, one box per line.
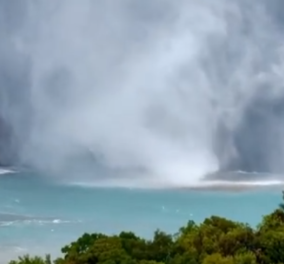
9 255 51 264
233 252 257 264
202 253 234 264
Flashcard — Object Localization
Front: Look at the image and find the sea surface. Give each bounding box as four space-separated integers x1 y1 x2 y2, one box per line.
0 169 282 262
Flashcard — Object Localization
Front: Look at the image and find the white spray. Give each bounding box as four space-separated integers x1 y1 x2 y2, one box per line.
1 0 284 187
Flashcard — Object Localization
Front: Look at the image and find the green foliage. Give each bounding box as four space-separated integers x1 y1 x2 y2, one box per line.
9 255 51 264
233 252 257 264
202 253 234 264
8 191 284 264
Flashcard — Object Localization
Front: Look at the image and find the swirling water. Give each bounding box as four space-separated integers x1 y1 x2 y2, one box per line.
0 170 282 262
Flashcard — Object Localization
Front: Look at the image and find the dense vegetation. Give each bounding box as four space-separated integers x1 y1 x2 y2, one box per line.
8 191 284 264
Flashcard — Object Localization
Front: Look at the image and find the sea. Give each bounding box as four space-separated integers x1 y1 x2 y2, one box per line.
0 168 282 263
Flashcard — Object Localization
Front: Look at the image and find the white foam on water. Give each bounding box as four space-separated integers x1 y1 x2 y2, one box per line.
0 168 15 175
67 172 284 190
0 219 80 227
173 179 284 190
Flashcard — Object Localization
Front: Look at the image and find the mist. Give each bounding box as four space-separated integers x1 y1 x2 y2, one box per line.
1 0 284 187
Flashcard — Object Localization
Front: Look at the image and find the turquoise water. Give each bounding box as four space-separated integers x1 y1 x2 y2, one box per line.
0 171 282 261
